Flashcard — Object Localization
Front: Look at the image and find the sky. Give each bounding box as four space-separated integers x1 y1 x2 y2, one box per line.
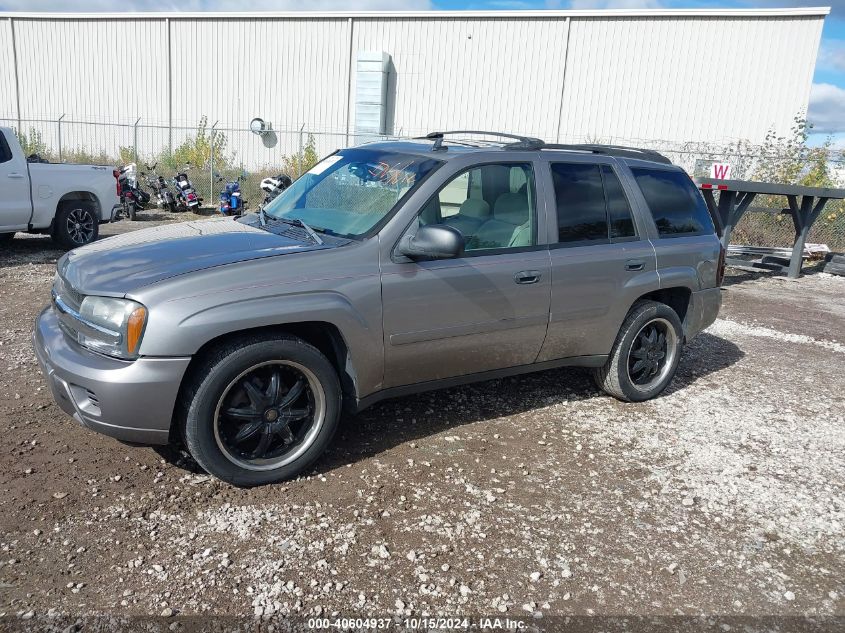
1 0 843 146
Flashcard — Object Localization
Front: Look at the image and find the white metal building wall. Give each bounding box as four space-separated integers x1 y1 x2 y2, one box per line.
0 9 828 159
1 19 18 120
559 15 823 144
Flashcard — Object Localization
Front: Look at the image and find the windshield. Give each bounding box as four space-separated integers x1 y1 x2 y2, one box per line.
263 148 442 238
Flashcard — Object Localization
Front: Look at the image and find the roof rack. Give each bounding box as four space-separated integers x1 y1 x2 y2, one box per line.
419 130 544 151
417 131 672 164
541 143 673 165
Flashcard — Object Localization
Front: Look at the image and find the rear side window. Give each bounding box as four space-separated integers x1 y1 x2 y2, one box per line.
602 165 636 239
550 162 637 245
0 132 13 164
631 168 714 237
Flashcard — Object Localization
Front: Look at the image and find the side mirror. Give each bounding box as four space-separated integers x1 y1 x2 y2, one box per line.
399 224 464 261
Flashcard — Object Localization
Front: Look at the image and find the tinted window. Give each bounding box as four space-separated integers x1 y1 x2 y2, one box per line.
632 168 714 237
0 132 12 164
551 163 607 243
602 165 636 239
418 163 536 252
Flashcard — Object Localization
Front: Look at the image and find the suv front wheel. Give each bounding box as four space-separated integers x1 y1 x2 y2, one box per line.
182 335 341 486
593 300 684 402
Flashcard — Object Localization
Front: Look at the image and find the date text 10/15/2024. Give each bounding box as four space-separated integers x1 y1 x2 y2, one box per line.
307 617 528 630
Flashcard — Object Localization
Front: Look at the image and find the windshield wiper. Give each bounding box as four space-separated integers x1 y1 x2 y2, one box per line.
276 217 324 245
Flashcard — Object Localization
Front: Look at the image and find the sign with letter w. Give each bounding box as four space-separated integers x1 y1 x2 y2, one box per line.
710 163 732 179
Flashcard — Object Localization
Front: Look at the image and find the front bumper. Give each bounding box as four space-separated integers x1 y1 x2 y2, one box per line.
685 287 722 341
33 306 191 445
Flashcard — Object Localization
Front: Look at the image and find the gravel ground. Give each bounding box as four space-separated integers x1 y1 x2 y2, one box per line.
0 213 843 631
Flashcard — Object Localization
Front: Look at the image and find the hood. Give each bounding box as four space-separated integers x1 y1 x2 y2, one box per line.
59 215 338 296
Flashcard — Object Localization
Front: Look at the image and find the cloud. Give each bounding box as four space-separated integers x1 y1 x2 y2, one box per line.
0 0 432 10
808 83 845 135
818 39 845 73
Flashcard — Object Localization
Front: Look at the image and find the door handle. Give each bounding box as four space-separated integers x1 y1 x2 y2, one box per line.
514 270 541 284
625 260 645 271
7 173 25 179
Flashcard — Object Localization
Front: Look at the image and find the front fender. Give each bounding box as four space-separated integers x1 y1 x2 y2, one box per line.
135 269 385 397
171 290 370 351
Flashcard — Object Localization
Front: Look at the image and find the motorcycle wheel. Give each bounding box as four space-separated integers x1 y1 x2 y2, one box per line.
168 201 178 213
127 202 137 221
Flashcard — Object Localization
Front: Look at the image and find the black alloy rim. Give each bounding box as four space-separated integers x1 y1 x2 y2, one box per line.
214 361 325 471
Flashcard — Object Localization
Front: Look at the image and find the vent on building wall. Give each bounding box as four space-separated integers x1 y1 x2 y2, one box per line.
354 51 391 137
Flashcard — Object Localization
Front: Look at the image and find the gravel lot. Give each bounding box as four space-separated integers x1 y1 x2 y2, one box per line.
0 212 843 630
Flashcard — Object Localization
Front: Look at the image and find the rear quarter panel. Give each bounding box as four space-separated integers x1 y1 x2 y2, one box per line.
28 163 118 228
654 234 722 292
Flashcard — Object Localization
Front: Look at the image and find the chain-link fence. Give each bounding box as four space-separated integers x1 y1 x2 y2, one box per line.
1 116 399 216
3 116 844 251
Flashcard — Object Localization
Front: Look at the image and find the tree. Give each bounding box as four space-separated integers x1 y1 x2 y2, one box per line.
282 134 319 178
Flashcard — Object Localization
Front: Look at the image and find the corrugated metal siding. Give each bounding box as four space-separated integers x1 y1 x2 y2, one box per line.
13 18 168 123
559 15 824 144
0 12 826 163
0 19 16 119
169 18 350 131
351 17 571 138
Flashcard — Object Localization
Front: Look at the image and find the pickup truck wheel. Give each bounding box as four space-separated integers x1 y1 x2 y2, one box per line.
53 203 99 249
592 300 683 402
182 335 341 487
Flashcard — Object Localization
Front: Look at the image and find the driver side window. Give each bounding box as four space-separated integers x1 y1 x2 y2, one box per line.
420 163 536 252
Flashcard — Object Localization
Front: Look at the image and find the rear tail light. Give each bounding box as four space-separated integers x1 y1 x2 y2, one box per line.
716 244 726 286
113 169 122 196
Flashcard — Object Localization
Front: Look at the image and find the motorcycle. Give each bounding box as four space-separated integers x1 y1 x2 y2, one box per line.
144 163 178 213
172 164 202 212
260 173 292 208
116 163 150 221
218 173 247 216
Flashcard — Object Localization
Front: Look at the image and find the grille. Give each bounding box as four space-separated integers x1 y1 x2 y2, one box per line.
55 276 84 312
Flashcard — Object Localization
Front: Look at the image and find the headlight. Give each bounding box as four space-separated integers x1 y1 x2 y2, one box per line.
76 296 148 359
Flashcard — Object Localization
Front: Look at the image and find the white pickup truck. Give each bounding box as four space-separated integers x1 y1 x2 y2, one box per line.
0 126 120 249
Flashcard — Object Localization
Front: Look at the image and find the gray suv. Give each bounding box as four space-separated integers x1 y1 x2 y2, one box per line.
33 132 723 486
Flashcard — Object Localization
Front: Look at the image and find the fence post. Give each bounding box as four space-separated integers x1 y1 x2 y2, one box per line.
298 124 305 177
209 121 218 204
57 114 65 162
133 117 141 165
166 18 173 154
9 18 22 134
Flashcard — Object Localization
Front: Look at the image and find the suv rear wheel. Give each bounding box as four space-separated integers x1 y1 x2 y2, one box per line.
182 335 341 487
593 300 683 402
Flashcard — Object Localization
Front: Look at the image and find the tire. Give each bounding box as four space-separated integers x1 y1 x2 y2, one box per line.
592 300 684 402
0 232 14 245
824 261 845 276
127 201 137 221
52 202 99 249
168 201 178 213
181 335 342 487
